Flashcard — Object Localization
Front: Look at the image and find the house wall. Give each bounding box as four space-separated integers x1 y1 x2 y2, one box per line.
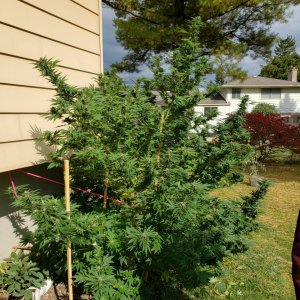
222 87 300 114
0 164 64 260
194 104 231 125
0 0 102 173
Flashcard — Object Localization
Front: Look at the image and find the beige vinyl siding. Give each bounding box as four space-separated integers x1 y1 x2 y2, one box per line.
0 140 48 172
0 0 102 172
0 0 100 53
0 114 57 143
71 0 99 14
0 55 97 88
0 86 54 113
1 24 101 74
21 0 100 34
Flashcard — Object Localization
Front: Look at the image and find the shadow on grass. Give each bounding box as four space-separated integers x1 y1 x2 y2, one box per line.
139 268 216 300
259 163 300 183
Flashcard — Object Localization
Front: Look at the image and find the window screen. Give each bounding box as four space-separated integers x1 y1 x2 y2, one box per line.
232 88 241 99
261 88 281 99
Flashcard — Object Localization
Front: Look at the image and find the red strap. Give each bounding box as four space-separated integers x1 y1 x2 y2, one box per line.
9 172 18 198
14 170 126 205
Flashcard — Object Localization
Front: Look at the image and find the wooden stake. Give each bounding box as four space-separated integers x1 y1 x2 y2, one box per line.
64 160 73 300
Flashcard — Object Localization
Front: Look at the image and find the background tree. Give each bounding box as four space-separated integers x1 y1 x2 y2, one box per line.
275 35 297 56
103 0 300 73
260 36 300 81
212 47 248 84
245 112 300 160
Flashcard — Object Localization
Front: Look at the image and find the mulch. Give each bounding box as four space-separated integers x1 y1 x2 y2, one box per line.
41 283 91 300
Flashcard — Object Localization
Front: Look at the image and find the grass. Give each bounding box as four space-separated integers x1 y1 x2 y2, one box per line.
189 163 300 299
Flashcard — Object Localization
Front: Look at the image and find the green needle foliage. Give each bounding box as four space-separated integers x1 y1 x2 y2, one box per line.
103 0 300 73
260 36 300 81
11 19 269 299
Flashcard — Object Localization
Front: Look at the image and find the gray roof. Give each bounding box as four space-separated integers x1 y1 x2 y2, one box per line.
198 92 229 106
222 76 300 87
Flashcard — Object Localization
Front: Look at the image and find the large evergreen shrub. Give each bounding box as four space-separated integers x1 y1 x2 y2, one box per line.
11 19 268 299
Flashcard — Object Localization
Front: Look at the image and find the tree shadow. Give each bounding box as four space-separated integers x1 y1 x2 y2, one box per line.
279 92 297 113
30 125 57 163
259 163 300 183
6 212 32 239
0 191 17 218
139 268 215 300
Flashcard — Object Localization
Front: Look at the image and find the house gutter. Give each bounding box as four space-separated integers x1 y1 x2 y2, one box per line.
222 85 300 88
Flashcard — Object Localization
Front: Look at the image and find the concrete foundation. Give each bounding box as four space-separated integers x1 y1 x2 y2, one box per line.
0 164 63 260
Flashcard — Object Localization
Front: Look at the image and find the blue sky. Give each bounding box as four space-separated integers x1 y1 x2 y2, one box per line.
102 5 300 83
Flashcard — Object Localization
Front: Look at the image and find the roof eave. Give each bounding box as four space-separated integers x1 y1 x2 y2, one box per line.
197 103 230 106
222 85 300 88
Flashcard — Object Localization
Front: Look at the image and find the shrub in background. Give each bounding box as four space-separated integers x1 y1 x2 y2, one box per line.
251 103 279 115
245 112 300 160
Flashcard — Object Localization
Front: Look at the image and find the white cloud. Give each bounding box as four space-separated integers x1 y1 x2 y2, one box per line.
271 5 300 52
239 5 300 76
239 56 265 76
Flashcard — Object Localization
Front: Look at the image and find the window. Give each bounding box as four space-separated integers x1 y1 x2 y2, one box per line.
261 88 281 99
292 116 300 124
232 88 241 99
204 107 218 117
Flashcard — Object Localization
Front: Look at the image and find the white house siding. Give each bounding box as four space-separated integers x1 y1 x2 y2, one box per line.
281 88 300 113
194 104 231 126
0 0 103 173
222 87 300 114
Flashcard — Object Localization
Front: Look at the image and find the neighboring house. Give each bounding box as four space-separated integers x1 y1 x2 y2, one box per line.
0 0 103 259
194 92 230 125
196 67 300 124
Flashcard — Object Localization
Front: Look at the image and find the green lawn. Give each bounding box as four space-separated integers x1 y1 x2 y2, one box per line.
189 164 300 299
